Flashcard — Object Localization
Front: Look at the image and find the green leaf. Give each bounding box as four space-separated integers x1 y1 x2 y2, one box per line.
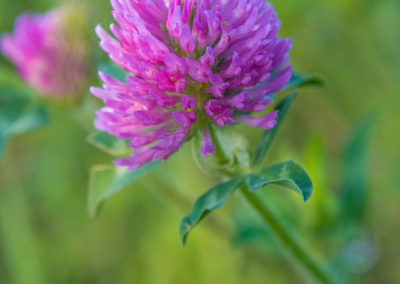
87 131 130 156
247 160 313 201
253 91 298 167
180 176 245 245
340 116 375 223
88 160 160 217
0 86 49 158
287 72 324 90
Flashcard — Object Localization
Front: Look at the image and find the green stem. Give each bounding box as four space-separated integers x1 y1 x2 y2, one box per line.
240 185 335 284
206 124 335 282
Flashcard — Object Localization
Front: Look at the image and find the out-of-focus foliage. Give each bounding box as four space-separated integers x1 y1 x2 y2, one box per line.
339 116 376 225
87 131 130 157
1 0 399 283
88 160 160 218
0 69 50 158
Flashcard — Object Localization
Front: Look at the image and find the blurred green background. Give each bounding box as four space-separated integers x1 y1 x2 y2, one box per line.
0 0 399 283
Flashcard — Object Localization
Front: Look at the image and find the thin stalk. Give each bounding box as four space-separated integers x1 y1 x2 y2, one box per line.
240 185 336 284
143 174 301 280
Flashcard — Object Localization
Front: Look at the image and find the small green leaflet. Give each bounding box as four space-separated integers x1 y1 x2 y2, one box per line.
253 92 298 167
180 176 245 245
247 160 313 202
88 160 160 217
87 131 130 156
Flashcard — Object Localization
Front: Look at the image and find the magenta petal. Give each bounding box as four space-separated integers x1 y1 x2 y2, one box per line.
220 52 241 78
182 94 197 110
172 111 197 128
209 74 228 98
184 58 212 82
201 127 215 157
213 32 231 56
182 0 195 24
221 91 247 109
204 100 235 126
199 46 215 66
237 111 279 130
175 78 186 93
168 4 182 38
129 124 173 147
114 147 157 170
164 52 188 76
180 24 196 53
265 65 293 94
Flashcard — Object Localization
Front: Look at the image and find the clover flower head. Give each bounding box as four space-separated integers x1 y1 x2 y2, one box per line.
91 0 293 170
1 8 89 97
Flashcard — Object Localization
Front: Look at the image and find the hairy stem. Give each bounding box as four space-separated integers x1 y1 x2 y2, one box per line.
240 185 336 284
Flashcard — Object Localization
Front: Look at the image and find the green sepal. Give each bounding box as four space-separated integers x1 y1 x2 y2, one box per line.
192 125 251 176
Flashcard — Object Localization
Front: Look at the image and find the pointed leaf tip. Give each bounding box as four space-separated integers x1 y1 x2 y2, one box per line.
287 72 325 90
248 160 313 202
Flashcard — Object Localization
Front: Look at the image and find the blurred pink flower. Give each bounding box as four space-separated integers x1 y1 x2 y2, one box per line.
1 9 88 97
